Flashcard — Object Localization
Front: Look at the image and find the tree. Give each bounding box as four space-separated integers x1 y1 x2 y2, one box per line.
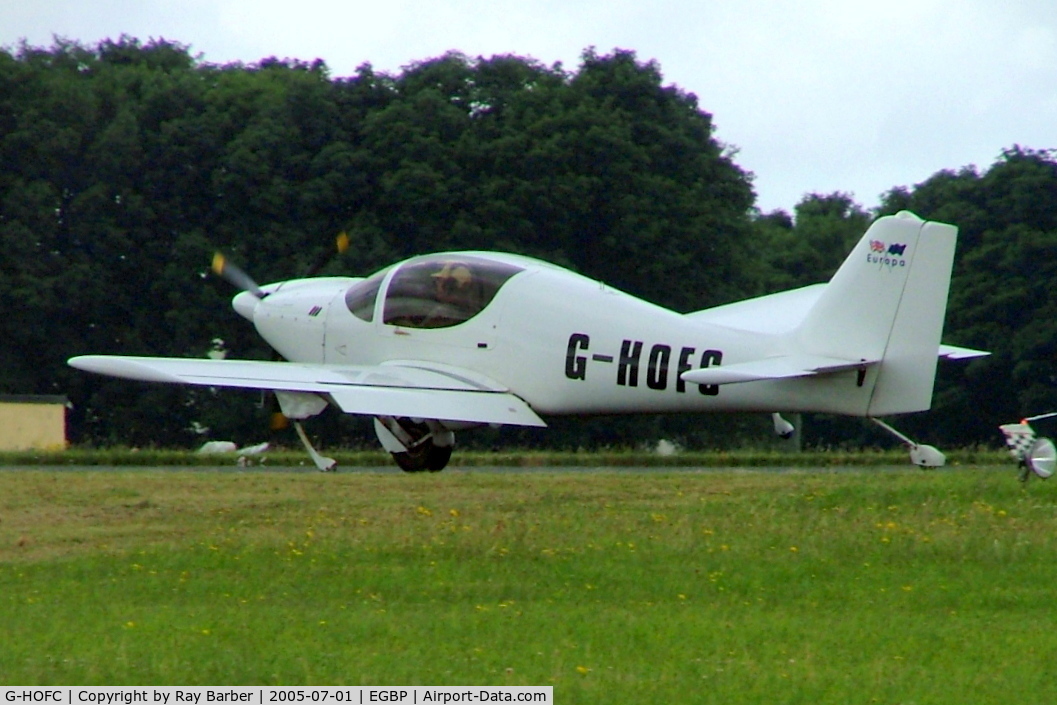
878 147 1057 445
753 192 872 291
0 40 762 447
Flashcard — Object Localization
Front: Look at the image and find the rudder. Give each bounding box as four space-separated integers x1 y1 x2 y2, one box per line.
795 211 957 415
866 218 957 414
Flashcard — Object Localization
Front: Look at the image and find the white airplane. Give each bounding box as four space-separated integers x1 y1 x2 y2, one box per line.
69 210 987 472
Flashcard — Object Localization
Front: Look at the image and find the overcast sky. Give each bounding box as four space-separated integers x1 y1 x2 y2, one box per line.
3 0 1056 214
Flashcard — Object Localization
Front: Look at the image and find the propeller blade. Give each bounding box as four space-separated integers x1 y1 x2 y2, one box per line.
212 253 266 298
267 347 289 430
270 405 290 431
215 232 348 434
303 231 351 277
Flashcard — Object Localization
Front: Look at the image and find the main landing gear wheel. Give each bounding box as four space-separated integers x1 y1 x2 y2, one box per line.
374 417 455 472
392 441 452 473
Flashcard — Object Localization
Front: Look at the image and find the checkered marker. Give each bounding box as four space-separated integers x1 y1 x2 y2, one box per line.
999 423 1036 462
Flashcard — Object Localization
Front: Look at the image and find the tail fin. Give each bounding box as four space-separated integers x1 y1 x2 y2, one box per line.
796 211 958 415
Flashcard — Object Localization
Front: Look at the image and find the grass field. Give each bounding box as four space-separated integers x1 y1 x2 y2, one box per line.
1 464 1054 703
0 446 1012 467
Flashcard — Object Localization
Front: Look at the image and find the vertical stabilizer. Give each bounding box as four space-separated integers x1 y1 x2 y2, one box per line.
796 211 957 415
865 218 957 414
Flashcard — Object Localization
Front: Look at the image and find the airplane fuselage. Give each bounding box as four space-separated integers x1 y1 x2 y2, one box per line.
69 212 983 472
246 254 878 419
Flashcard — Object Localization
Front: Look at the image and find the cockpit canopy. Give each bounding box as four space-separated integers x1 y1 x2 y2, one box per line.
345 255 524 329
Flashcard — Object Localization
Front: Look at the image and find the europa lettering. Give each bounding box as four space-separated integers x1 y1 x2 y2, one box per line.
565 333 721 395
867 240 909 269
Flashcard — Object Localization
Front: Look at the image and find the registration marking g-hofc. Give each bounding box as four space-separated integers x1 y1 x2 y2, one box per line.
565 332 722 395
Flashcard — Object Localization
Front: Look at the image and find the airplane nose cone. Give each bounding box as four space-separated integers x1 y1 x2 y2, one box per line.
232 291 259 321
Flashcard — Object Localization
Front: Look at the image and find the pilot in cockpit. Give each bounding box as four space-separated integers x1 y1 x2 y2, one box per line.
432 261 475 304
423 261 485 327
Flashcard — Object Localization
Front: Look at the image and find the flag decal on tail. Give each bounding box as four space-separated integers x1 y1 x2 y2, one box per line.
867 240 910 269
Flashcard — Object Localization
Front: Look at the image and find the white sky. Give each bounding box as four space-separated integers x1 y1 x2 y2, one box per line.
3 0 1056 214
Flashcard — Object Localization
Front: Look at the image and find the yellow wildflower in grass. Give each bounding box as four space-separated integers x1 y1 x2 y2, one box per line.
575 665 590 675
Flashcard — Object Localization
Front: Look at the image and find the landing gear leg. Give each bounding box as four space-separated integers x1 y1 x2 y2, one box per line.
273 391 336 472
293 421 337 472
870 418 945 468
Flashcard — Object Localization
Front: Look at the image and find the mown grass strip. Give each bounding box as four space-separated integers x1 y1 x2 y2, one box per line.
0 466 1051 702
0 446 1013 467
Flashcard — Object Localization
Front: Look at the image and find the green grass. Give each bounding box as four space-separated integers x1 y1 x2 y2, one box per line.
0 465 1053 703
0 446 1012 466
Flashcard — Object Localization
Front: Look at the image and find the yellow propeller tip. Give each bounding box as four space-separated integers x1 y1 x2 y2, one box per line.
211 253 226 275
269 412 290 431
336 232 350 254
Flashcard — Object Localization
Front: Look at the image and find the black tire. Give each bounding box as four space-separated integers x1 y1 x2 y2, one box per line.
392 441 453 472
392 445 430 472
426 444 452 472
387 418 454 472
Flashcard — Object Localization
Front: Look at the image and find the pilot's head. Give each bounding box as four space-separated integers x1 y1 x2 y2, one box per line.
432 262 473 300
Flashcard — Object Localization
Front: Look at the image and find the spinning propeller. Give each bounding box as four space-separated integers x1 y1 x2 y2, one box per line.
305 231 351 277
211 231 352 431
211 253 267 298
211 231 350 297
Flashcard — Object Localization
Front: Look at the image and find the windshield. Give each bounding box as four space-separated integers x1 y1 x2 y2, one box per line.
383 255 523 329
344 268 389 321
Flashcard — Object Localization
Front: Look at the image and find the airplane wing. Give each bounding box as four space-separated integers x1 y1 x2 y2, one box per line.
68 355 546 427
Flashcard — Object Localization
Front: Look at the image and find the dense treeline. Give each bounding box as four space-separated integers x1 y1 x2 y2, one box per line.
0 37 1052 450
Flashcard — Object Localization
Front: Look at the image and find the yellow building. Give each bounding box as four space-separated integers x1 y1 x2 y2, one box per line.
0 395 68 451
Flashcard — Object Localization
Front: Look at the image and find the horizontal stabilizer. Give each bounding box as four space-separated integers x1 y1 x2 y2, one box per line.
68 355 546 428
680 355 875 386
938 344 990 360
679 343 987 388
